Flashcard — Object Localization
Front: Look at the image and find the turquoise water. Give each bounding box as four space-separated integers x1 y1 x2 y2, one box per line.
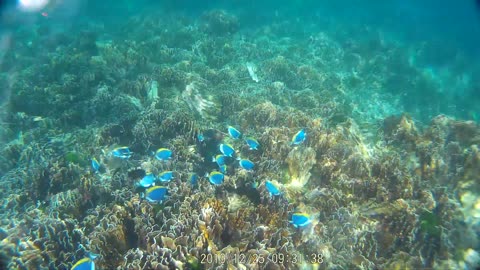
0 1 479 269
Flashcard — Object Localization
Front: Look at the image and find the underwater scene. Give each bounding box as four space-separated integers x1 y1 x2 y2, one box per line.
1 0 480 269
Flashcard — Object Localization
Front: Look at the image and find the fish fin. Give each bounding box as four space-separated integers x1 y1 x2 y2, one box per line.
88 252 99 260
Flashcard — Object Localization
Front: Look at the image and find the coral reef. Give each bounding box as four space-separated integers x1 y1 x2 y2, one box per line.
200 10 240 36
0 6 479 270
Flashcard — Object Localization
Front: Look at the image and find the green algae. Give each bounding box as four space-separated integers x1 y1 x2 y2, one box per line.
64 152 85 165
419 210 441 237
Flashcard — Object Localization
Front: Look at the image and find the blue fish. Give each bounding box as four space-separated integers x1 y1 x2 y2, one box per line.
145 186 168 203
291 129 306 145
71 257 95 270
189 173 199 187
197 133 205 142
290 213 311 228
212 154 225 166
137 173 156 188
155 148 172 161
212 154 226 166
219 164 227 174
228 126 242 139
159 171 174 182
111 146 132 159
208 171 224 185
238 159 254 171
219 144 235 157
245 137 259 150
91 158 100 173
265 181 281 196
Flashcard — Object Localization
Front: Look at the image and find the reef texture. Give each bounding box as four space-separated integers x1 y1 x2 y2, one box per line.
0 8 479 270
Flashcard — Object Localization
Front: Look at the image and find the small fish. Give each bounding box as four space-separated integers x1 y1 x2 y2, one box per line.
71 257 95 270
219 143 235 157
189 173 199 187
265 180 281 196
291 129 306 145
238 159 254 171
251 180 259 189
227 126 242 139
245 137 260 150
155 148 172 161
91 158 100 173
145 186 168 203
197 133 205 142
212 154 226 166
111 146 132 159
159 171 174 182
208 171 224 185
219 164 227 174
290 213 311 228
137 173 156 188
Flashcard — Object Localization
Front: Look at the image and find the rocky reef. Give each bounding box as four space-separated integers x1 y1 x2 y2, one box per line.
0 6 479 270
